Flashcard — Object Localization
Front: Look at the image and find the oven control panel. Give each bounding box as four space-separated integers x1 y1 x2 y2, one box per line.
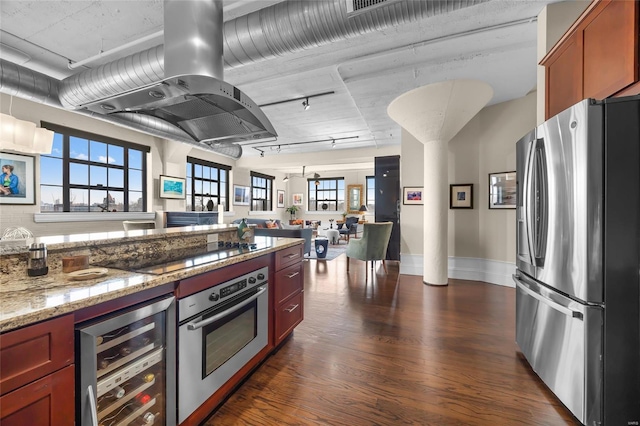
178 266 268 322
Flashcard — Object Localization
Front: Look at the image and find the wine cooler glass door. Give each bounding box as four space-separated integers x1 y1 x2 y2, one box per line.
77 296 176 426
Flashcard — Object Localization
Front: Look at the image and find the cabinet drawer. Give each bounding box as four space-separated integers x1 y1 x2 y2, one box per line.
0 364 75 426
275 292 304 344
0 314 74 396
274 262 304 305
275 244 304 271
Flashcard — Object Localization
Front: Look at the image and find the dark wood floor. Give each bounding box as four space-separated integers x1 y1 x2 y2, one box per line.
204 255 578 425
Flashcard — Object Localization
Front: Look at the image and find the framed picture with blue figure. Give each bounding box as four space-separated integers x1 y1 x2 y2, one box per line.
0 152 35 205
450 183 473 209
159 175 186 199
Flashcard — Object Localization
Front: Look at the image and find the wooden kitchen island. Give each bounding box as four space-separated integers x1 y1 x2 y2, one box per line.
0 225 305 426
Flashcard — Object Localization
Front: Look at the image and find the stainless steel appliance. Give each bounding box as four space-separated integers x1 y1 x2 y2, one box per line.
76 296 176 426
177 266 269 423
514 95 640 425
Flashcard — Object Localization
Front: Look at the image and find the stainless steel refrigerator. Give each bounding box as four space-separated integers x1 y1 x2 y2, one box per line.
514 95 640 426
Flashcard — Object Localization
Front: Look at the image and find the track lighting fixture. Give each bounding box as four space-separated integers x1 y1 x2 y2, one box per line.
283 175 289 182
260 151 264 158
258 91 335 109
277 145 281 153
331 139 336 148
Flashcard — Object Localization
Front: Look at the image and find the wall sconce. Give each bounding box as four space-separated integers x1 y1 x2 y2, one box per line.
0 113 54 154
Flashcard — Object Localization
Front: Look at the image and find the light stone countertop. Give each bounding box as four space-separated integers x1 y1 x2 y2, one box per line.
0 229 303 333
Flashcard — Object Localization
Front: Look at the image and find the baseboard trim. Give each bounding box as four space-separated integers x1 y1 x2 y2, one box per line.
399 255 515 287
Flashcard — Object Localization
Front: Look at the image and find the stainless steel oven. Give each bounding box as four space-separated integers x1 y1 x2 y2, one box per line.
177 266 269 423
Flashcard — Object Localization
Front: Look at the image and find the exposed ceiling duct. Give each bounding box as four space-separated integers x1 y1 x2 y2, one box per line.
0 0 486 159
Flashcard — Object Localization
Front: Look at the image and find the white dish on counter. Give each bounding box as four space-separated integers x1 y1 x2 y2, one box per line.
67 267 109 281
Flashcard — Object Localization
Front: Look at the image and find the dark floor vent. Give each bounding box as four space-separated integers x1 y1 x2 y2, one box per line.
346 0 393 15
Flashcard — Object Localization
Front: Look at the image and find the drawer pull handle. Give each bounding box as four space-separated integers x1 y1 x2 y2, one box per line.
285 304 299 313
285 253 299 259
286 272 299 279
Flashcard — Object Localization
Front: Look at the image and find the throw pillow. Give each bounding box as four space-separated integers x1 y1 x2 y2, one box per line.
265 220 278 229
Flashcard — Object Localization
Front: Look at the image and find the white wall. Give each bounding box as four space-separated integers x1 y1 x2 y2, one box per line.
0 94 278 236
399 91 537 285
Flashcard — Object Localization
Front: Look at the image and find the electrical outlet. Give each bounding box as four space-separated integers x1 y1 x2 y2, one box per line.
207 234 218 244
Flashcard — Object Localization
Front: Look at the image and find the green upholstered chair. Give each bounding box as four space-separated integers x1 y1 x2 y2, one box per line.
346 222 393 279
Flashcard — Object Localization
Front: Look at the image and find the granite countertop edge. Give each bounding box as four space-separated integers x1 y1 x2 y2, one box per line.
0 237 302 333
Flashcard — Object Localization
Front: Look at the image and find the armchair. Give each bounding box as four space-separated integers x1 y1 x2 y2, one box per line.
346 222 393 280
339 216 360 242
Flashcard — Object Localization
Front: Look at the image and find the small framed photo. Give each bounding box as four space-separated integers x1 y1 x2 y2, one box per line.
450 184 473 209
277 190 285 208
159 175 186 199
403 187 423 205
292 193 303 206
233 185 250 206
489 171 516 209
0 152 35 205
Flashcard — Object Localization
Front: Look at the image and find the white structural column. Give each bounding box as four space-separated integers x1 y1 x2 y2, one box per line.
388 80 493 285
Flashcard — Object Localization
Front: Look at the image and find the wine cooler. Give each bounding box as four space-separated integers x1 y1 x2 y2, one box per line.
76 296 176 426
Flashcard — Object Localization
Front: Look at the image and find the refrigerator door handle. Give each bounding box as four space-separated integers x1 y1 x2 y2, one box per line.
534 139 548 265
513 275 583 319
86 385 98 426
524 139 537 266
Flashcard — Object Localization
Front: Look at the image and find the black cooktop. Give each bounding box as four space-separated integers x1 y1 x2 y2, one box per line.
95 240 272 275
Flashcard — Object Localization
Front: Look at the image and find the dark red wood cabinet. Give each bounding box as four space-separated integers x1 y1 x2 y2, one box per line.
541 0 639 119
0 314 75 426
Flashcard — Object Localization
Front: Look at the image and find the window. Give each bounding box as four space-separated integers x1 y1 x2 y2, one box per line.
308 178 345 211
366 175 375 213
39 123 149 212
186 157 230 211
251 171 273 211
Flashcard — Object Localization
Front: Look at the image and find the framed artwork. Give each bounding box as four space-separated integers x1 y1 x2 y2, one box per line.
292 193 303 206
450 183 473 209
277 190 285 208
403 186 423 205
0 152 35 205
489 171 516 209
159 175 186 199
233 185 250 205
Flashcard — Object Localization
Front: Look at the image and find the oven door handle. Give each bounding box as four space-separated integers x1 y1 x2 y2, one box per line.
186 286 267 331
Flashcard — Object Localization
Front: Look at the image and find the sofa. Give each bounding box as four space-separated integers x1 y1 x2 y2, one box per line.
232 218 312 256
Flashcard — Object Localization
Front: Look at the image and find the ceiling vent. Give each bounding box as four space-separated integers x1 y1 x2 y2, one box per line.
346 0 396 15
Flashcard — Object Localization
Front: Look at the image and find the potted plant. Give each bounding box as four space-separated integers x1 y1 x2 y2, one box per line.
286 205 299 220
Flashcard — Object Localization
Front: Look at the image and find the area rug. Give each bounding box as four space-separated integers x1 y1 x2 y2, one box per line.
306 241 347 261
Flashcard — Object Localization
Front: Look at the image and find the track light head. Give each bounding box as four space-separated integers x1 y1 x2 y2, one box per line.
331 139 336 148
277 145 281 153
302 97 310 110
260 151 264 158
283 175 289 182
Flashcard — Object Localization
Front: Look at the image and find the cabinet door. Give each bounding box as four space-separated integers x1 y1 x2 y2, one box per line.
583 0 638 99
0 314 74 395
546 32 584 118
0 365 75 426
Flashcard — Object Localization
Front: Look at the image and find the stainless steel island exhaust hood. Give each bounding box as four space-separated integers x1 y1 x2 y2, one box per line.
69 0 276 154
